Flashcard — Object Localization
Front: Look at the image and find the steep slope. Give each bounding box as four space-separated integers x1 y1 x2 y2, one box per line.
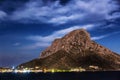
18 29 120 70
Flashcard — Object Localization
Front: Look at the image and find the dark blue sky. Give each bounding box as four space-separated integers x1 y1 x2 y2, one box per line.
0 0 120 67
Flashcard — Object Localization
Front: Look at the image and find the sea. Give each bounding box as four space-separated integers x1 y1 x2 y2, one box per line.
0 71 120 80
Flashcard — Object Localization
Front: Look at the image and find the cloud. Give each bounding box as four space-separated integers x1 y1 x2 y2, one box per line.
1 0 119 50
22 42 50 50
28 24 93 42
91 31 120 40
13 42 21 46
10 0 120 25
25 24 94 49
0 11 7 20
25 25 120 49
91 35 108 40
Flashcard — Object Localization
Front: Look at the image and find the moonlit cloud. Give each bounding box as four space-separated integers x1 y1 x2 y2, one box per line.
25 24 120 49
0 11 7 20
28 24 93 42
10 0 120 25
23 42 50 50
91 31 120 40
91 35 108 40
24 24 94 49
13 42 21 46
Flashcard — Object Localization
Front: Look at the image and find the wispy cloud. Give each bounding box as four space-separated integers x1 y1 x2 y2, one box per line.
28 24 93 42
1 0 120 50
13 42 21 46
22 42 50 50
10 0 120 25
25 24 94 49
91 31 120 40
91 35 108 40
25 26 120 49
0 11 7 20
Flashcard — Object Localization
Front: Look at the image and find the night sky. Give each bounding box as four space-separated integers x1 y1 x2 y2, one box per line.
0 0 120 67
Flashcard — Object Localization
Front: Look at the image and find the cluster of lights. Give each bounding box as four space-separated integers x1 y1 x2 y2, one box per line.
13 69 31 73
0 66 91 73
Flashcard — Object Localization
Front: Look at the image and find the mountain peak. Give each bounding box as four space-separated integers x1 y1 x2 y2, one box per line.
62 28 91 43
66 28 89 35
18 29 120 70
40 29 91 58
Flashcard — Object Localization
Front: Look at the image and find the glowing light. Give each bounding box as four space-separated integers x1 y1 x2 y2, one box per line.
35 66 39 69
14 69 18 73
22 69 30 73
12 66 15 70
51 69 55 73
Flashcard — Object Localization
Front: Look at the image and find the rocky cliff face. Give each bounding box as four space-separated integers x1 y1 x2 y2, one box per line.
40 29 119 60
40 29 91 58
18 29 120 70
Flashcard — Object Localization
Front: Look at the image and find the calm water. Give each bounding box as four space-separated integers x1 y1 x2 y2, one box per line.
0 71 120 80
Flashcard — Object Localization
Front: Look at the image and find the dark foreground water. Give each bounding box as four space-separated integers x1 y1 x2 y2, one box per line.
0 71 120 80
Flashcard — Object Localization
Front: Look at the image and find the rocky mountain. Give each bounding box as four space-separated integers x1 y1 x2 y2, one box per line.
17 29 120 70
